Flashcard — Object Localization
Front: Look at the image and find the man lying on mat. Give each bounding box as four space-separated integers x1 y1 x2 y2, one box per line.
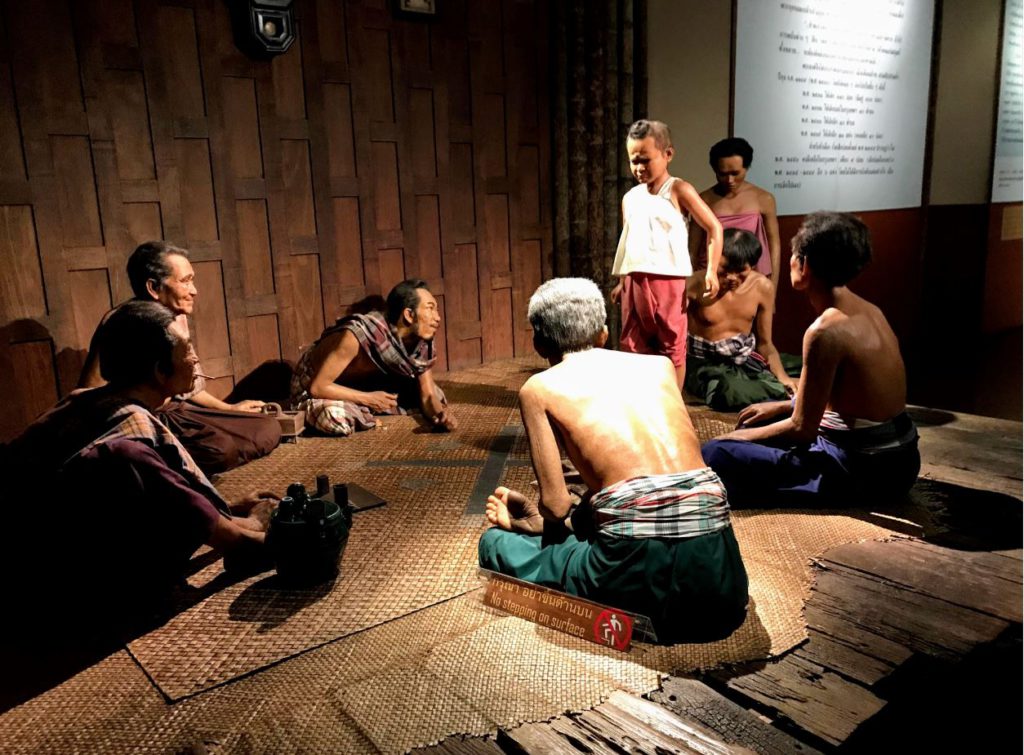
291 278 457 436
685 228 800 411
702 212 920 507
3 301 278 624
478 278 748 643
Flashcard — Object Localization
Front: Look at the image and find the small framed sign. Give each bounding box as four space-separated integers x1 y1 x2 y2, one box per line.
395 0 437 18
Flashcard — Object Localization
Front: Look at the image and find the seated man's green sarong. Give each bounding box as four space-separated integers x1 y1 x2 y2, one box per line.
685 332 801 411
478 467 749 644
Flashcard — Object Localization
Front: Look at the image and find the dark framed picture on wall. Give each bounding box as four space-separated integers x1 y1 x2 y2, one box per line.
394 0 437 18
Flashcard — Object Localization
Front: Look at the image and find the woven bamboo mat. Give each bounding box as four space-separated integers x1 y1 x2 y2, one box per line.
0 357 917 752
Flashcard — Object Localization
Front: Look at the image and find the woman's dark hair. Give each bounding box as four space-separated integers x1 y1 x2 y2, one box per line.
98 300 178 387
792 211 872 287
126 241 189 299
709 137 754 168
386 279 430 325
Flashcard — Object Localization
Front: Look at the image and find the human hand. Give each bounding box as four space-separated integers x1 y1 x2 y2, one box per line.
610 281 623 304
736 400 791 428
781 377 798 396
363 391 399 413
233 399 266 413
230 490 280 515
704 269 720 298
432 407 458 432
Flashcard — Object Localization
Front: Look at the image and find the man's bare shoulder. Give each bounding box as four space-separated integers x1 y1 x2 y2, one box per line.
749 272 774 299
806 308 853 350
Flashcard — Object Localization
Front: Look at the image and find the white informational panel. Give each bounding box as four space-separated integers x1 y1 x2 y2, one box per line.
735 0 935 216
992 0 1023 203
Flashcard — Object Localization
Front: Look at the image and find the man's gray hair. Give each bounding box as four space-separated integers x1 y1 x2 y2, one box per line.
527 278 606 354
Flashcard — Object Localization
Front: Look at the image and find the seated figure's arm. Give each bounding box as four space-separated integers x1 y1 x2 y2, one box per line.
308 331 397 413
187 389 264 413
752 279 797 393
520 383 574 521
417 369 457 431
725 317 840 443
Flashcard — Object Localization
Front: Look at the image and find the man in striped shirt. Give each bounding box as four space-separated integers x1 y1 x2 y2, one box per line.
478 278 748 643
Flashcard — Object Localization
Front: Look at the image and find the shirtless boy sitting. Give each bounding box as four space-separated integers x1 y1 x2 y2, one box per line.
685 228 798 410
703 212 920 507
478 278 748 643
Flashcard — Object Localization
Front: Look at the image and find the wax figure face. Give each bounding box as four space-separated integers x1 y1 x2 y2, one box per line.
404 288 441 341
718 258 753 293
147 253 198 316
627 136 673 188
714 156 748 194
162 320 200 396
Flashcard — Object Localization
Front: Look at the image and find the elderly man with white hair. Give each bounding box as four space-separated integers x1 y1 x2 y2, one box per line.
478 278 748 643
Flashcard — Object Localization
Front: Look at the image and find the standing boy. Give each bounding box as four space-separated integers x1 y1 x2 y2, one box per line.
611 120 724 389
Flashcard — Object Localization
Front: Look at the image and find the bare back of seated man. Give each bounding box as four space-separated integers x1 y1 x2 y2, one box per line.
478 278 748 643
703 212 919 507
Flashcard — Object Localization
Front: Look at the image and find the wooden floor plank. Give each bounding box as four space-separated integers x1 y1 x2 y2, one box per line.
794 628 898 686
811 565 1009 661
899 539 1023 582
712 654 885 747
802 604 914 669
572 692 748 754
650 677 823 755
822 540 1022 623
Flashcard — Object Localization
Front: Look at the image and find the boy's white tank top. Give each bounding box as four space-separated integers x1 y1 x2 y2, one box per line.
612 176 691 278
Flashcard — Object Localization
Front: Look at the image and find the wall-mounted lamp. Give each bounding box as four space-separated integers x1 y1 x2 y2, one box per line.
231 0 296 58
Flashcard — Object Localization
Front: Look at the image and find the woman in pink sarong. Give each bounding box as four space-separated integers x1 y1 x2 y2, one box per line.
691 138 781 290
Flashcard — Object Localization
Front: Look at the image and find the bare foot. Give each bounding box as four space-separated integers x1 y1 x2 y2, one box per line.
485 486 544 535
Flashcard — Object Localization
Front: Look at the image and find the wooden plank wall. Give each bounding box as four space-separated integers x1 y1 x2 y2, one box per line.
0 0 552 442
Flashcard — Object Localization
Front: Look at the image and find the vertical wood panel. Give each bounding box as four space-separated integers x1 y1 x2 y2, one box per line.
0 341 58 443
281 139 316 238
443 242 482 369
222 76 263 179
332 197 364 292
156 6 205 118
378 247 405 294
363 29 395 122
518 145 540 225
272 35 306 120
415 195 442 282
316 0 349 64
324 83 356 177
0 65 26 179
513 239 543 356
237 199 275 296
176 138 219 242
288 254 324 351
478 94 507 178
124 203 163 248
192 260 231 359
0 205 45 320
449 142 475 228
409 88 437 178
69 268 111 347
107 70 155 181
247 313 282 365
52 136 103 248
372 141 401 230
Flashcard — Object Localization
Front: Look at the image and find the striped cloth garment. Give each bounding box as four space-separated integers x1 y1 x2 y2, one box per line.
686 332 768 370
590 467 732 539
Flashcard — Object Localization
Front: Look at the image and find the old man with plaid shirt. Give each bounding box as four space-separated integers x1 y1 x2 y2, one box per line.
478 278 748 644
